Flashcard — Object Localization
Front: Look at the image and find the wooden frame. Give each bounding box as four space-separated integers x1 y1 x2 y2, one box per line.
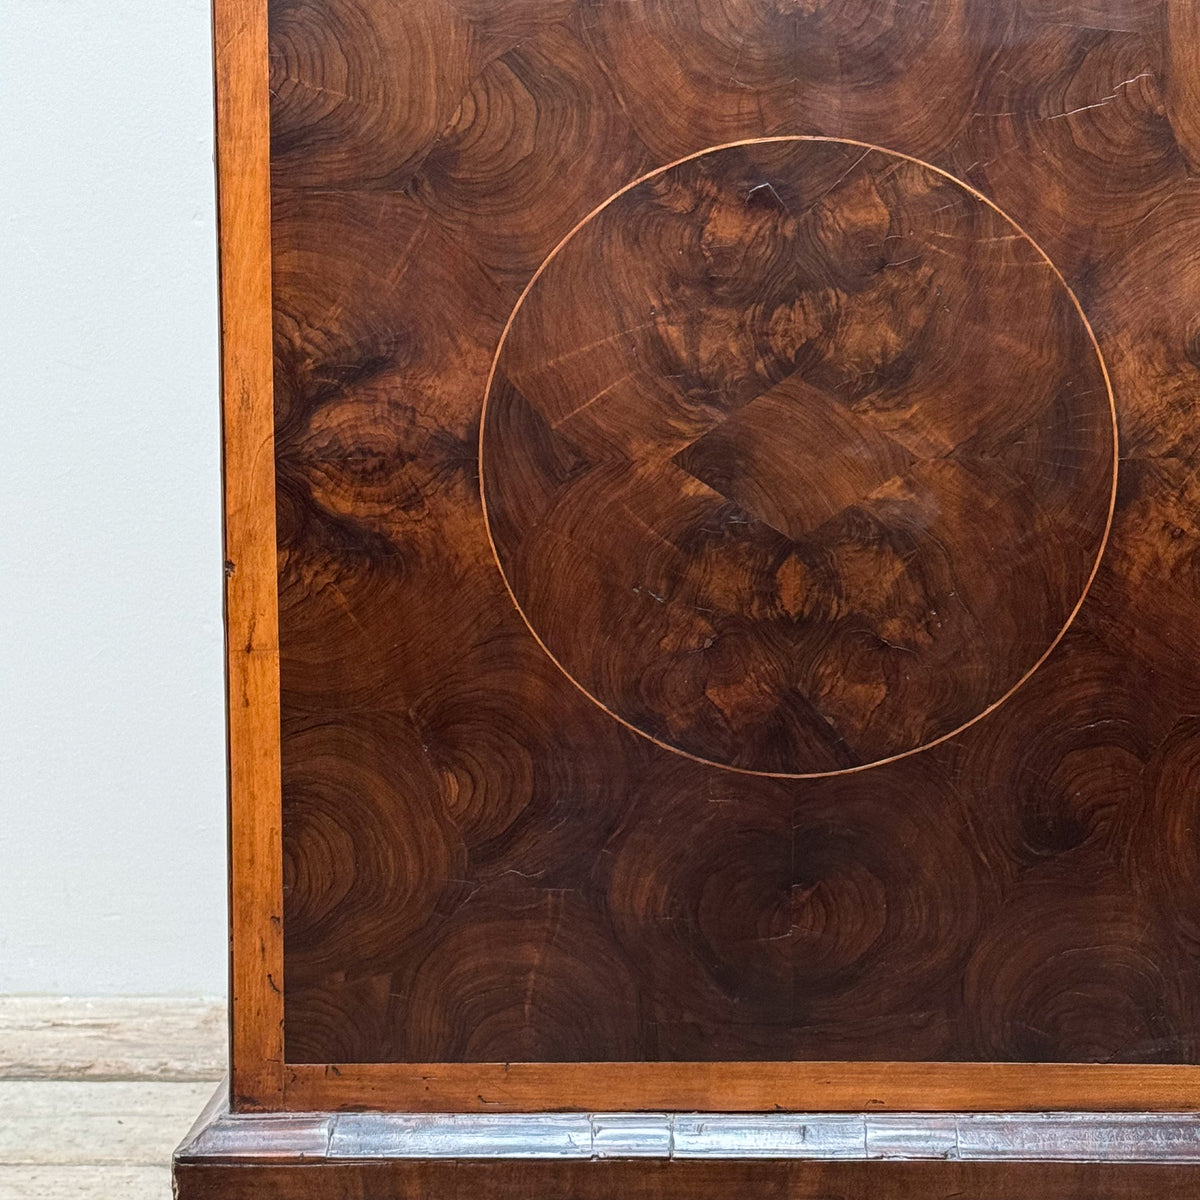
215 0 283 1112
215 0 1200 1117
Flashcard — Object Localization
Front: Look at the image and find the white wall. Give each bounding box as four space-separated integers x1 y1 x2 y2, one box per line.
0 1 226 995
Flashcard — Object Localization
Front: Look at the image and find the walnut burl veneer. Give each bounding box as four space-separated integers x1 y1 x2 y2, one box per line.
484 137 1115 776
212 0 1200 1140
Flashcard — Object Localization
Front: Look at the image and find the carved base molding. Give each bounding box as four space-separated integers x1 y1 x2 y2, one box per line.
174 1084 1200 1199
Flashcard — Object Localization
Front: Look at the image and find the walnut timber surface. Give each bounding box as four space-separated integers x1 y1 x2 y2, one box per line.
267 0 1200 1077
483 138 1115 776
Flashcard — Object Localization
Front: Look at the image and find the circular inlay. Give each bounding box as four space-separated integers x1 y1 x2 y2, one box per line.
480 137 1116 777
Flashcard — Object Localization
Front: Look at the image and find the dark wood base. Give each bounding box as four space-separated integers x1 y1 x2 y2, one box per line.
174 1159 1200 1200
174 1085 1200 1199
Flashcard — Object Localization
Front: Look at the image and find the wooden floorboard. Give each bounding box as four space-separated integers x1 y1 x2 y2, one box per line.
0 1081 215 1198
0 1164 173 1200
0 996 226 1081
0 998 226 1198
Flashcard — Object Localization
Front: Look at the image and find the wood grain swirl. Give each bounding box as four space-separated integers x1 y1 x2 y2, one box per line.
481 137 1117 775
260 0 1200 1085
